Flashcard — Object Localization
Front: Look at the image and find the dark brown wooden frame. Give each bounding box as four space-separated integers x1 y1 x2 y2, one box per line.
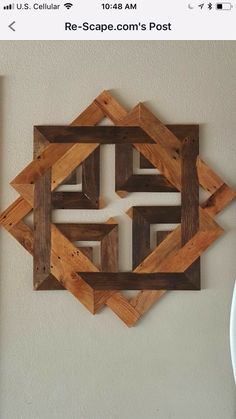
33 121 200 291
80 132 200 291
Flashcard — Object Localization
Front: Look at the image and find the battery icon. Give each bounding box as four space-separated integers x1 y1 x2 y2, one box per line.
216 3 233 9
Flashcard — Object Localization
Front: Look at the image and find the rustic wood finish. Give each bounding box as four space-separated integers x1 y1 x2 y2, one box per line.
33 169 52 289
115 143 178 195
181 133 199 244
132 206 181 270
139 125 198 168
181 130 201 289
35 126 154 144
1 90 235 327
80 272 200 290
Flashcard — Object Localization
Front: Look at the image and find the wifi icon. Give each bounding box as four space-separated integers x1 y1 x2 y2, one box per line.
64 2 73 9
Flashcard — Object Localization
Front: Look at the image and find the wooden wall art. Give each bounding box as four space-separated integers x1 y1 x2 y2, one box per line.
1 91 235 327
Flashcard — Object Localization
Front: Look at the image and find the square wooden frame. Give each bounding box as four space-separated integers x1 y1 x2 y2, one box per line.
1 91 235 327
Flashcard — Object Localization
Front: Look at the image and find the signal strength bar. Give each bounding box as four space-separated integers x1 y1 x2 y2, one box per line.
3 3 14 9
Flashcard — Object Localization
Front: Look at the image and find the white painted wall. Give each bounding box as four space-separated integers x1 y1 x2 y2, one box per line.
0 41 235 419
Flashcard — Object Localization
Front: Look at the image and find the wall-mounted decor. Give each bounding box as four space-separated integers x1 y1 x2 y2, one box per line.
0 91 235 327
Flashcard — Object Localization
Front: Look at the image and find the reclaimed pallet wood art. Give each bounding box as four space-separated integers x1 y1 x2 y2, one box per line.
1 91 236 327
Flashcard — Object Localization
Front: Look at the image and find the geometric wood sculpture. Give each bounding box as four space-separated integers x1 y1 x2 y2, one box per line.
1 90 236 327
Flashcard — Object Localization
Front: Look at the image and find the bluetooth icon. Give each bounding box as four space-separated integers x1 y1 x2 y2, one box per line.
208 2 213 9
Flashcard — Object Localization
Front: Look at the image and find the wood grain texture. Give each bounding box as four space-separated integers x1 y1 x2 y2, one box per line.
156 231 171 246
51 143 99 191
135 210 223 274
50 224 112 314
133 206 181 224
11 143 74 186
71 101 104 126
202 183 236 216
121 103 182 190
0 197 32 231
129 290 166 316
115 143 177 194
106 292 140 327
9 221 33 254
12 143 100 206
80 272 199 290
101 225 119 272
181 133 200 287
35 126 154 144
56 223 116 241
82 147 100 208
33 169 52 289
132 207 150 269
115 144 133 191
52 192 95 209
115 144 178 196
140 125 198 168
1 90 234 328
95 90 128 124
52 147 100 209
123 175 178 193
181 132 199 245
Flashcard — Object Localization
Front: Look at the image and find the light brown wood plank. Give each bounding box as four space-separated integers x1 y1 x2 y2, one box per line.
51 143 99 190
135 211 223 274
121 104 182 190
50 224 113 313
95 90 128 123
11 143 74 186
71 101 104 126
0 197 32 231
129 290 166 317
9 221 34 254
197 158 224 194
11 144 100 207
106 292 140 327
202 183 236 216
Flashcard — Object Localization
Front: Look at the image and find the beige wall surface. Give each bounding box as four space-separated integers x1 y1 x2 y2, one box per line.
0 41 236 419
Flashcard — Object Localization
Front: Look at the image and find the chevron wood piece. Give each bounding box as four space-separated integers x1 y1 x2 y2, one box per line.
57 221 119 272
132 206 181 269
115 143 178 195
1 90 235 328
51 147 100 209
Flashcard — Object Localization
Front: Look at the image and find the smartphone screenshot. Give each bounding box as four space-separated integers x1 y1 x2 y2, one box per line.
0 2 236 419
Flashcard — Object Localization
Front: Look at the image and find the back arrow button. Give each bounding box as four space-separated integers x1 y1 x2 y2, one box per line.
9 21 16 32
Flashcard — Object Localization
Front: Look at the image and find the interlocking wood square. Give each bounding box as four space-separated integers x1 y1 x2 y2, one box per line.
1 91 235 327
